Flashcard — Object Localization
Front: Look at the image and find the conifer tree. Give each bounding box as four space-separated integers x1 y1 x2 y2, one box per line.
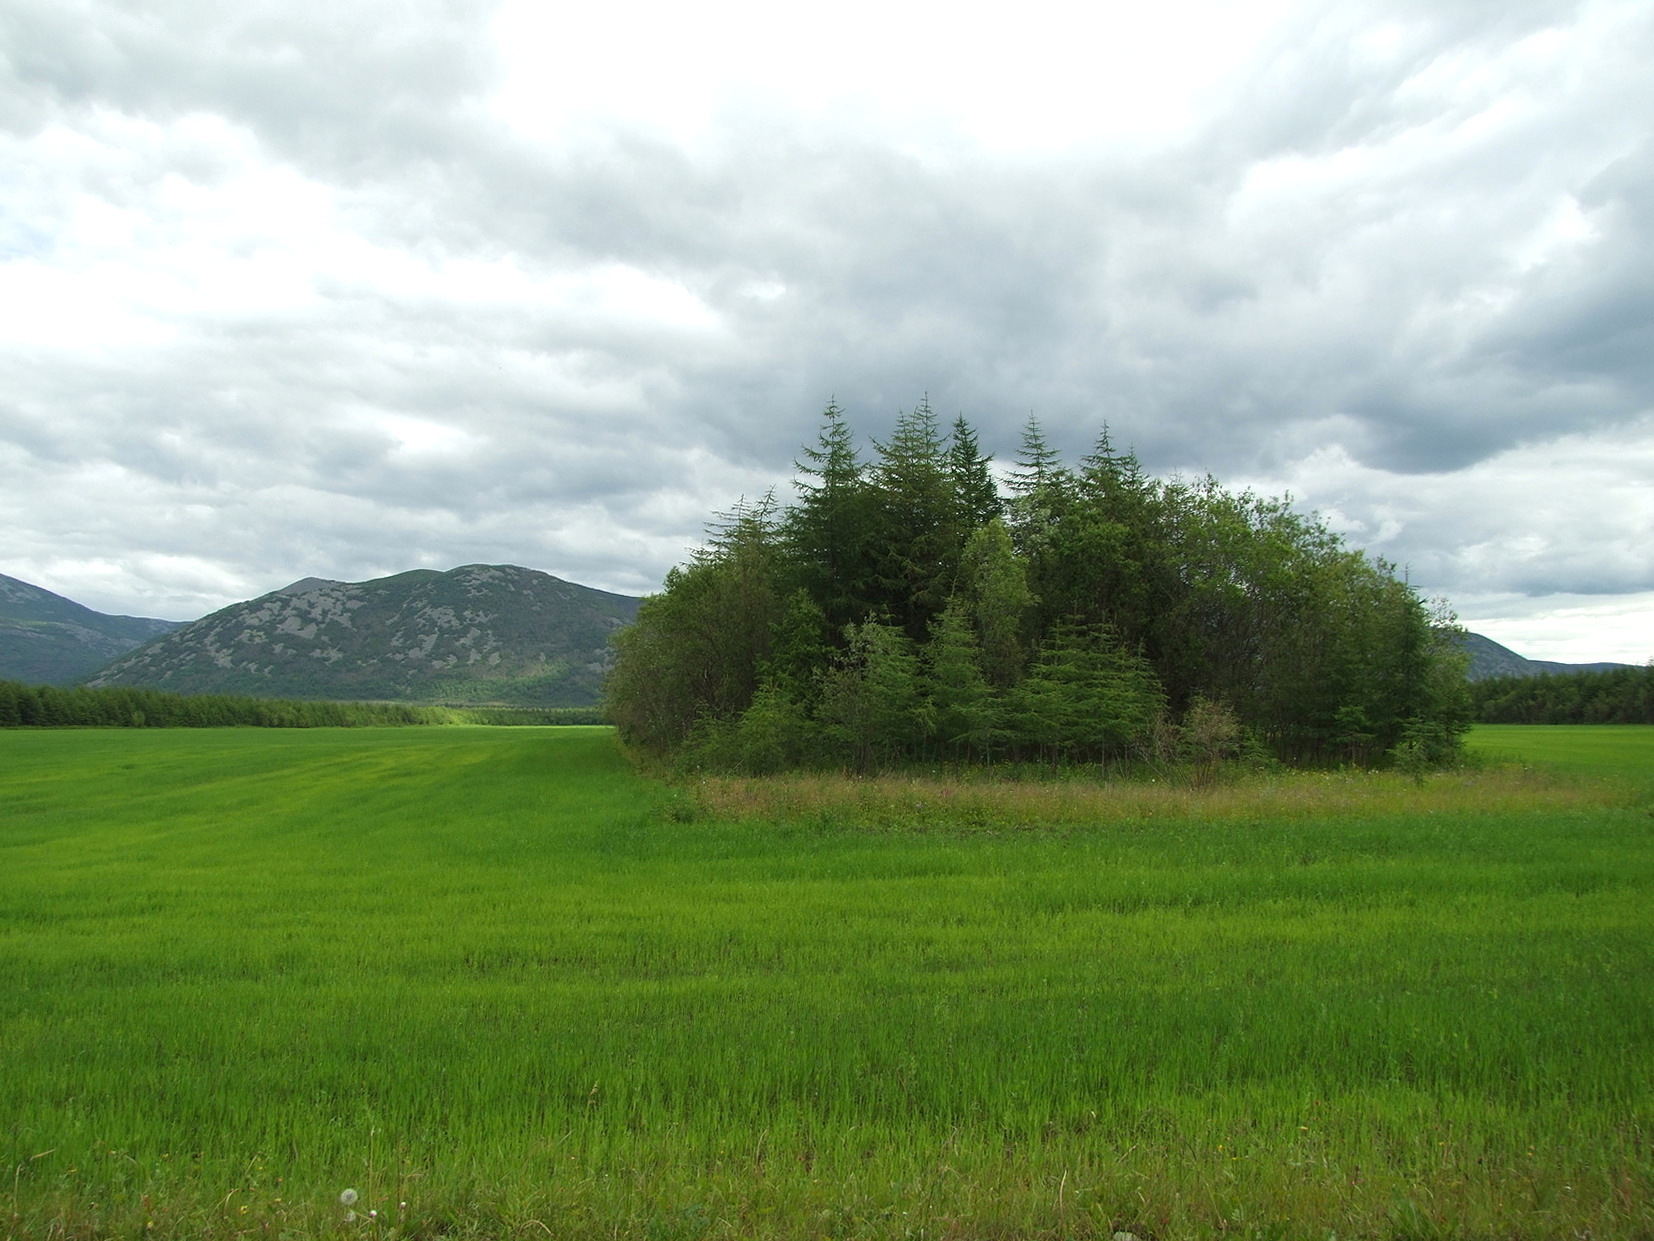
924 599 996 760
869 396 958 640
1008 621 1163 766
947 414 1002 532
1005 414 1066 499
786 400 878 633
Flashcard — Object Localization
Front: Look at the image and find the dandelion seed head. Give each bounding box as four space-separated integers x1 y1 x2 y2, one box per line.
339 1188 358 1206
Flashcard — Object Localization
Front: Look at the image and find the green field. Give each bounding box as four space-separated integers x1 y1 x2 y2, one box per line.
1467 722 1654 778
3 727 1652 1239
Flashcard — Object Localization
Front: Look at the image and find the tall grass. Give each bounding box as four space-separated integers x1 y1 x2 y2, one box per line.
2 726 1651 1238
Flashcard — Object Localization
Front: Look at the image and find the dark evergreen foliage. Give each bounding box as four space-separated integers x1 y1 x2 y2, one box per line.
1470 663 1654 724
606 400 1472 773
0 680 432 728
0 680 610 728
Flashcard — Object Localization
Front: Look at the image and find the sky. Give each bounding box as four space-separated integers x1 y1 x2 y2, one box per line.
2 0 1651 663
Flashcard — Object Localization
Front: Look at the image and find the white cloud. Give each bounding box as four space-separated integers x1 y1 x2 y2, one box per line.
2 0 1653 667
1455 592 1654 665
488 0 1297 152
1234 413 1654 659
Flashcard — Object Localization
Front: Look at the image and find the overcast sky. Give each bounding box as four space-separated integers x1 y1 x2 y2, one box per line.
3 0 1651 662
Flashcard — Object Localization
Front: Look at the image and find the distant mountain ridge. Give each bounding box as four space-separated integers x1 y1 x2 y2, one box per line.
86 564 642 706
5 565 1632 701
0 572 183 685
1456 631 1635 682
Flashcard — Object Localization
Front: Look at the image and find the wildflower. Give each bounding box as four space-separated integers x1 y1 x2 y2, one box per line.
340 1188 358 1206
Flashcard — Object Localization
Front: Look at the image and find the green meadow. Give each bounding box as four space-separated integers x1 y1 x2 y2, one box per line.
2 727 1651 1239
1466 722 1654 780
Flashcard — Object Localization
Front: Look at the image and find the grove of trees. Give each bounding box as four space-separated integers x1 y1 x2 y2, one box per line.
606 400 1471 773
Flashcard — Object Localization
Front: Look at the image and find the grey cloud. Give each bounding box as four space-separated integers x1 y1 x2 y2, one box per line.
1215 0 1586 160
2 0 1652 635
3 0 501 153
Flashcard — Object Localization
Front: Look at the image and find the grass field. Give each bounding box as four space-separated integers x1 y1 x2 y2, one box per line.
1466 722 1654 779
2 725 1651 1239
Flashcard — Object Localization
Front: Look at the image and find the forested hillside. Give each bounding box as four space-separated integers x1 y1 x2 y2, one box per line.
606 401 1470 772
1456 630 1633 681
0 572 181 684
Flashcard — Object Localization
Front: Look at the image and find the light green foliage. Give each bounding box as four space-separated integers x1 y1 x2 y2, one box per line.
2 726 1650 1239
818 619 925 769
1181 695 1243 785
955 517 1032 688
1007 621 1164 765
922 600 996 759
686 680 820 774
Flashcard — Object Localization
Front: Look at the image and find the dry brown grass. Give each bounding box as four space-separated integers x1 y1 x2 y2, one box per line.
686 762 1618 830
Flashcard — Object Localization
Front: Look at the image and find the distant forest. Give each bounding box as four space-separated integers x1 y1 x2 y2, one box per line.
0 680 606 728
606 401 1471 773
1471 664 1654 725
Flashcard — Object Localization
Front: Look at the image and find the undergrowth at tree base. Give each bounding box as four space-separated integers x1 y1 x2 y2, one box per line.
677 757 1623 833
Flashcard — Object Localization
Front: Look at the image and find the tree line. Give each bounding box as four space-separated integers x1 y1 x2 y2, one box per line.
0 680 436 728
0 680 610 728
1471 664 1654 724
605 399 1471 773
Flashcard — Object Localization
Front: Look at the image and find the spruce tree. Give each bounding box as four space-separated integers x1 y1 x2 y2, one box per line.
786 400 878 633
947 414 1002 532
924 600 996 761
869 396 959 641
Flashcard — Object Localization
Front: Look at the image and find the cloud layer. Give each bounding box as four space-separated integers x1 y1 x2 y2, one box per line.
2 0 1650 660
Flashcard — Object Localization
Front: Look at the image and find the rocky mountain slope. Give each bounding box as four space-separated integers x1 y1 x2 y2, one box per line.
0 572 183 685
86 564 642 705
1457 631 1634 682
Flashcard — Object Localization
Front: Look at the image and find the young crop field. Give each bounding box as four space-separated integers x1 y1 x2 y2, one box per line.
2 726 1651 1239
1466 722 1654 780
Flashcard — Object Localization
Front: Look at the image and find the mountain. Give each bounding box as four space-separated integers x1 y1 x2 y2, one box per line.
1457 631 1635 682
86 564 642 706
0 572 184 685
